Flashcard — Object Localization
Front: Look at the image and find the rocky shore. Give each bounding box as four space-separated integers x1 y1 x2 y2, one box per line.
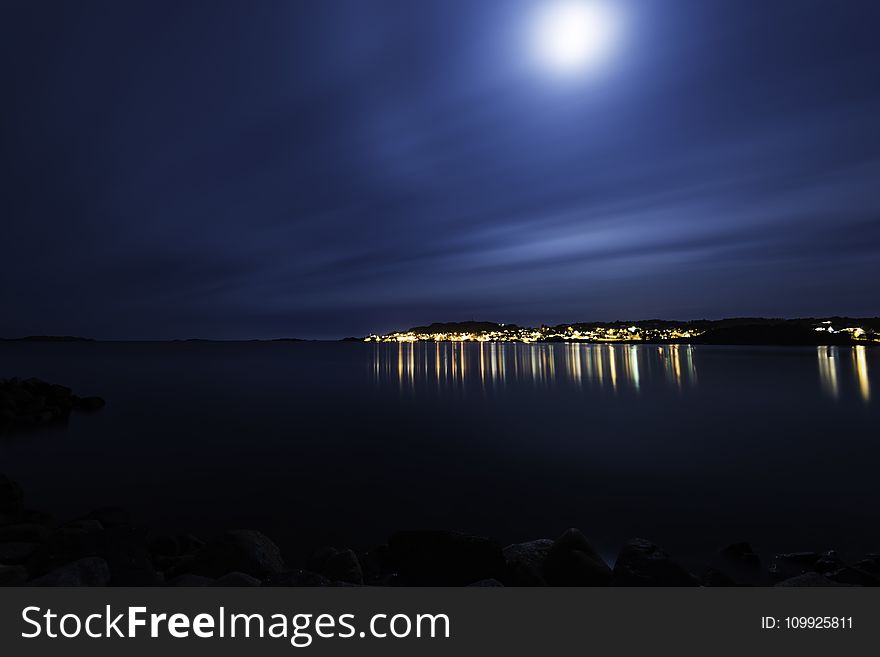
0 473 877 587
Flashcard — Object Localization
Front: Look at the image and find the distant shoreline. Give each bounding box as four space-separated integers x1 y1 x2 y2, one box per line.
2 316 879 346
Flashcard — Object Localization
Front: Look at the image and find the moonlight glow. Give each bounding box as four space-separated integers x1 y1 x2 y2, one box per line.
530 1 623 76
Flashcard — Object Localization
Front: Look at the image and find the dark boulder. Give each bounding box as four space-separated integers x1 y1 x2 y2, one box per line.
826 562 880 587
156 555 196 580
0 542 39 564
177 534 206 555
0 564 27 586
769 552 821 582
29 558 111 587
0 379 104 430
853 555 880 576
544 529 612 586
20 508 53 527
65 519 103 532
0 523 48 543
82 507 130 529
814 550 844 574
775 572 853 587
503 539 553 586
150 535 180 558
359 545 393 585
0 474 24 517
307 547 364 585
387 530 506 586
151 534 205 559
191 530 285 579
26 525 159 585
714 542 766 585
612 539 698 586
467 578 504 586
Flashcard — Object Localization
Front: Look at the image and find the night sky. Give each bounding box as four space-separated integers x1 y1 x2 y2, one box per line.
2 0 879 339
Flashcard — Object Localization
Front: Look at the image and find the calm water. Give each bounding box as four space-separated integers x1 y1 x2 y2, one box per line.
1 341 877 563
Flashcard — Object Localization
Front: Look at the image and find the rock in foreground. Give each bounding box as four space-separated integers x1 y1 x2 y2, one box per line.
0 378 105 431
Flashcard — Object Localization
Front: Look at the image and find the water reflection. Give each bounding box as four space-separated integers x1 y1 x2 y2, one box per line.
373 342 699 392
853 346 871 402
817 346 840 399
376 343 873 400
817 346 871 402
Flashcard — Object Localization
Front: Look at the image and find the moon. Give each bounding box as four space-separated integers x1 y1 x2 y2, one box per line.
529 1 623 76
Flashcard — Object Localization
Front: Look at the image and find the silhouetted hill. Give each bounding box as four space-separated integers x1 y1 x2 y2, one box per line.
694 324 854 346
406 321 515 334
0 335 95 342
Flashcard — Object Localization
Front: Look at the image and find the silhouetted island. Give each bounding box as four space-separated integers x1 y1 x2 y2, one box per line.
0 336 95 343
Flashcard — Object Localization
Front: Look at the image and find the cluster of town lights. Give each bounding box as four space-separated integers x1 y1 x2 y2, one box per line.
365 321 878 344
366 325 699 344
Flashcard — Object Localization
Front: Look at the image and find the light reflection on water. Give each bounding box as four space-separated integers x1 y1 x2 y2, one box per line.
374 342 699 392
373 342 873 401
817 345 871 402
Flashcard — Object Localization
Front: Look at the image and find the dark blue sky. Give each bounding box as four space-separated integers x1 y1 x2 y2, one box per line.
2 0 879 339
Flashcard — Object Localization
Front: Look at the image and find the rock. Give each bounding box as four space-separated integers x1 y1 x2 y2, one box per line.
769 552 821 582
0 474 24 516
156 555 196 580
166 574 215 587
0 524 50 543
26 525 159 585
814 550 844 574
503 539 553 586
177 534 206 555
307 547 364 585
826 565 880 587
544 529 611 586
29 558 111 587
0 542 39 564
82 507 130 529
0 379 103 430
0 565 28 586
74 396 106 412
262 570 335 587
613 539 698 586
65 519 104 532
387 530 506 586
151 534 205 560
775 572 853 587
852 555 880 576
359 546 391 585
467 578 504 586
191 530 285 579
714 542 765 585
0 409 15 428
20 509 53 527
150 535 180 558
211 572 262 587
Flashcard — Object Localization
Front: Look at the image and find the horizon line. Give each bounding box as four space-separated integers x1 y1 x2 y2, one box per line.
3 314 879 343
